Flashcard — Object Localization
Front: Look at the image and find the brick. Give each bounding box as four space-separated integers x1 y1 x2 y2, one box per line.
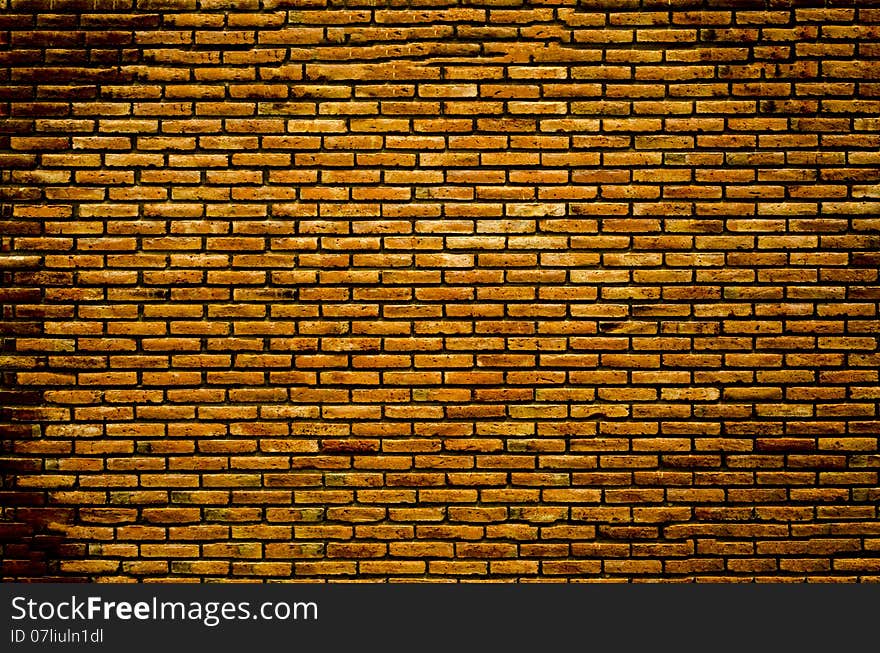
2 1 880 585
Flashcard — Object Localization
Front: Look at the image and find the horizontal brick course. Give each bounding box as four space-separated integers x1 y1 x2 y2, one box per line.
2 0 880 581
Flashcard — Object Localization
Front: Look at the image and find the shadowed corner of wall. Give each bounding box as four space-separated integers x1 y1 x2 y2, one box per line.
0 239 87 582
0 442 89 582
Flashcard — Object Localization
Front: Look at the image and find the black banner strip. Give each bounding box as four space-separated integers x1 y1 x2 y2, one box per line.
0 584 875 651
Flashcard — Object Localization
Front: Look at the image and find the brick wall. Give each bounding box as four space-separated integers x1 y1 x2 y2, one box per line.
2 0 880 582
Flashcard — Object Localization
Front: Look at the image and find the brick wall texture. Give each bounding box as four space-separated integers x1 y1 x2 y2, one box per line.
2 0 880 583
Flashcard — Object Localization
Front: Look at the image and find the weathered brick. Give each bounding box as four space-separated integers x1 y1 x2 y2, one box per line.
2 1 879 584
